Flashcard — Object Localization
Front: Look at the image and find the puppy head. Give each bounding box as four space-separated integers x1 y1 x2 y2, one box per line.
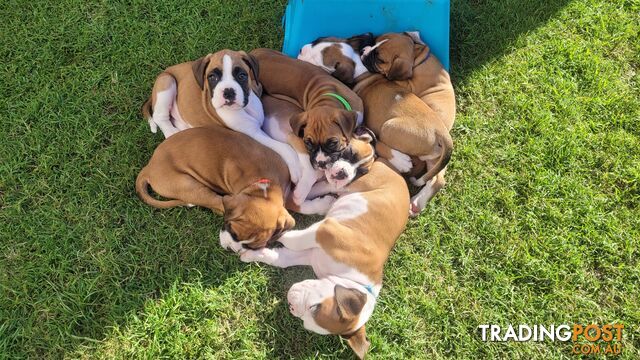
297 33 374 84
361 32 424 80
325 127 376 189
287 279 374 359
290 107 358 170
191 50 262 111
218 180 294 251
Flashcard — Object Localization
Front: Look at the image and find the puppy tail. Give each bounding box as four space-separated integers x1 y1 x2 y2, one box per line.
141 98 157 133
135 168 185 209
420 131 453 183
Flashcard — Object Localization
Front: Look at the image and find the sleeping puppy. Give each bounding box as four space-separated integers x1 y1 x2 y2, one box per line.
361 32 456 211
135 127 335 251
239 129 410 359
298 34 453 215
361 31 456 132
141 49 301 184
250 48 364 205
261 95 325 197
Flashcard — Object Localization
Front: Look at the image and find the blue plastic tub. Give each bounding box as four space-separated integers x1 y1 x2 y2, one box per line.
281 0 450 70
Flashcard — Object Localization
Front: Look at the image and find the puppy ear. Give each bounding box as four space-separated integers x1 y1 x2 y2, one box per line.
346 32 375 53
241 52 263 97
290 112 308 138
221 194 241 219
336 110 357 139
387 56 413 80
239 179 271 199
345 326 370 360
335 285 367 319
404 31 425 45
333 58 356 85
191 54 211 90
354 126 376 144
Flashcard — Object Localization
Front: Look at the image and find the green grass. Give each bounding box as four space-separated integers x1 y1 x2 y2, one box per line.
0 0 638 358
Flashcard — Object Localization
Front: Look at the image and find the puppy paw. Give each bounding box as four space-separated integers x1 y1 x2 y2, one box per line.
315 195 336 212
410 176 426 187
240 248 277 264
300 195 335 215
285 155 302 184
409 201 421 218
389 149 413 173
409 192 430 217
292 190 306 206
292 176 314 205
147 118 158 133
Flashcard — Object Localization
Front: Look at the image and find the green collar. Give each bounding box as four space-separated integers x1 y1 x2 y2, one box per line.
322 92 352 111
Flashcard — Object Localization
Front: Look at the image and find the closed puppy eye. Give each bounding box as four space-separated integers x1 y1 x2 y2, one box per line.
304 138 314 149
325 138 340 151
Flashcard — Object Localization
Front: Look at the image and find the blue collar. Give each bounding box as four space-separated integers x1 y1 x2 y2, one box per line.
363 284 377 297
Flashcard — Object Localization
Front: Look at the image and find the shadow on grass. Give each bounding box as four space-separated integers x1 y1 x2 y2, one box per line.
450 0 571 83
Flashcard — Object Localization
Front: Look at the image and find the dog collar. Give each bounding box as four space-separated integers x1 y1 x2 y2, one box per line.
322 92 352 111
254 178 271 198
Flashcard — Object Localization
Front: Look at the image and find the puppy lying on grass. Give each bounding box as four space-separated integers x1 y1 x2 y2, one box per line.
238 128 410 359
136 126 335 250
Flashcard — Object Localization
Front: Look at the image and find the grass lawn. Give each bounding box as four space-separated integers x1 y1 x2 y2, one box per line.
1 0 639 358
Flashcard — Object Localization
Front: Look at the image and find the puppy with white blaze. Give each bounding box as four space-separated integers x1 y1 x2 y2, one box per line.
141 49 301 184
238 128 410 359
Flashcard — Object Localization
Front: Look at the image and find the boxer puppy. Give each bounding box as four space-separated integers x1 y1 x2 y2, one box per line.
262 95 326 195
135 127 335 250
141 50 301 184
239 132 410 359
298 35 453 215
361 32 456 212
361 32 455 131
250 48 364 205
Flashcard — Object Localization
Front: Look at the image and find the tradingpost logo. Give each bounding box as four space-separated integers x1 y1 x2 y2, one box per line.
478 324 624 355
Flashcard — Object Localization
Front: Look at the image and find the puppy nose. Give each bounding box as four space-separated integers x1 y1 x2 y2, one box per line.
223 88 235 100
334 170 347 180
317 161 327 169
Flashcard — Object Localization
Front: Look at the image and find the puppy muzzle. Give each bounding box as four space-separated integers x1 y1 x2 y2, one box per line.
287 285 306 318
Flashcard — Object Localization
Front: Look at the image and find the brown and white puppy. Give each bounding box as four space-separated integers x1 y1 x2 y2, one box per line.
261 95 325 200
250 48 364 204
361 32 456 212
141 50 301 184
298 34 453 215
239 133 409 359
135 127 335 250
